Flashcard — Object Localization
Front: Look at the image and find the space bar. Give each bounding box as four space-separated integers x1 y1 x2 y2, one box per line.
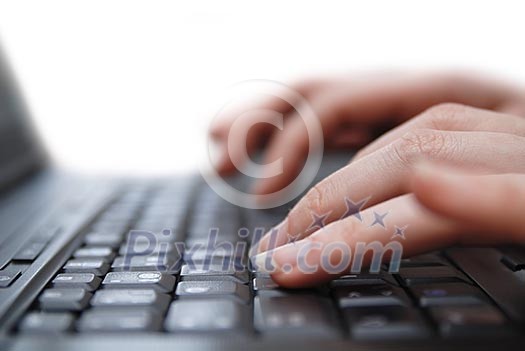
445 247 525 323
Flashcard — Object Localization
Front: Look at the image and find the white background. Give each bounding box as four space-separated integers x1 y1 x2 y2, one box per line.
0 0 523 175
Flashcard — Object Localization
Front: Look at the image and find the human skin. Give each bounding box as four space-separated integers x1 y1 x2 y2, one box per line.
209 72 525 287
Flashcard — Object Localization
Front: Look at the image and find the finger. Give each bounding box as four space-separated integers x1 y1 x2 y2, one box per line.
209 96 297 175
499 100 525 118
353 103 525 162
252 194 461 287
209 81 323 175
212 72 520 175
252 98 336 195
249 74 505 182
250 130 525 255
328 126 373 149
411 162 525 243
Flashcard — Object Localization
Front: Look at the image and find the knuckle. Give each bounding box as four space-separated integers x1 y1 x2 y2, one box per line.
303 184 326 215
391 129 458 164
421 103 469 129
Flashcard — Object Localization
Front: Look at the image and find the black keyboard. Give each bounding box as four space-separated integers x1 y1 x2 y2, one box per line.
11 178 525 341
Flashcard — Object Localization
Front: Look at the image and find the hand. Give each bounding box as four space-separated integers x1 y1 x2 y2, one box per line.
210 72 525 195
250 103 525 287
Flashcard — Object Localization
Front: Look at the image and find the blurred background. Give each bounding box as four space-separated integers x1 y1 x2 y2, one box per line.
0 0 523 175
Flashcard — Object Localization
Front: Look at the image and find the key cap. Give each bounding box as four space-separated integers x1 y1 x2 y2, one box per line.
52 273 101 291
111 254 180 273
39 288 92 311
253 273 279 291
0 266 22 288
329 272 398 287
410 283 486 307
398 266 469 286
165 299 249 332
63 259 109 276
184 248 243 264
91 289 170 312
125 229 181 243
446 248 525 323
91 221 129 234
102 271 176 292
118 241 180 257
84 232 122 248
254 294 339 338
180 263 249 284
176 280 250 303
19 312 74 333
73 246 115 261
500 247 525 272
13 241 47 261
429 305 513 338
334 284 410 308
78 309 162 332
343 306 431 340
398 253 447 268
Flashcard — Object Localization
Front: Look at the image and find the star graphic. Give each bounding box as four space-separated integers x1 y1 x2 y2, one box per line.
341 196 370 222
308 211 331 231
369 211 388 228
286 233 301 245
391 225 408 240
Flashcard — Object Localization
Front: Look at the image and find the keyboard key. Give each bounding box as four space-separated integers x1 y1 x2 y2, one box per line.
0 266 22 288
84 232 122 248
500 247 525 272
398 253 447 268
52 273 101 291
429 305 512 338
39 288 92 311
398 266 469 286
102 271 176 292
254 294 339 338
446 248 525 323
176 280 250 303
334 284 410 308
253 273 279 291
165 299 249 332
91 289 170 312
125 229 181 243
13 241 47 261
329 272 398 287
63 259 109 276
410 283 486 307
78 309 162 332
343 306 430 340
180 263 249 284
111 254 180 273
91 221 129 235
19 312 74 333
118 241 180 257
184 248 243 264
73 246 115 261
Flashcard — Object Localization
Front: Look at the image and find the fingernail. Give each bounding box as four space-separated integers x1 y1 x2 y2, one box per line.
250 250 280 274
248 242 260 257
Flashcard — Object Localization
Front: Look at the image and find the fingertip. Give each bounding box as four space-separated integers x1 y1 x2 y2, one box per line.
410 162 473 217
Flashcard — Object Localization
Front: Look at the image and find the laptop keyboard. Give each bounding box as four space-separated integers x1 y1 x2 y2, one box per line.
12 179 525 339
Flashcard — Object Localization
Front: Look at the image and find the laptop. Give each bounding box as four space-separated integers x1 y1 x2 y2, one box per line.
0 46 524 351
